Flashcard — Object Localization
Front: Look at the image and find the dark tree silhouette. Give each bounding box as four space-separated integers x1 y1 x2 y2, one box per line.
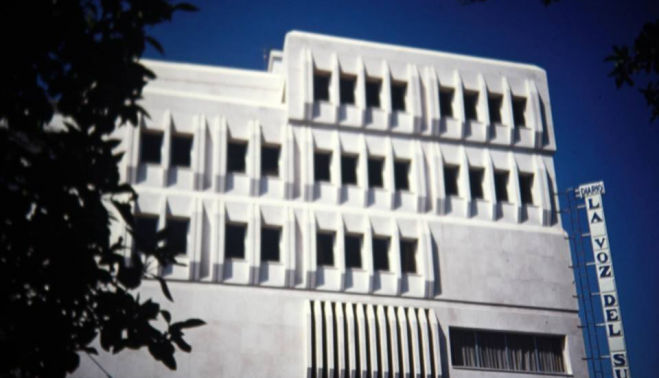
0 1 202 377
607 20 659 122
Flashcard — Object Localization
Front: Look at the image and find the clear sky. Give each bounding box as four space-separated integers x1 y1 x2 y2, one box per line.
144 0 659 375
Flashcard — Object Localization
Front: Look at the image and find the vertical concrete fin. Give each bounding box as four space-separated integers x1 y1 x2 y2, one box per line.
407 308 421 378
324 301 336 378
535 156 552 226
417 309 432 378
305 301 313 378
427 309 442 378
453 71 465 138
484 149 497 220
215 200 226 282
337 213 346 291
217 116 228 193
397 307 411 378
355 303 368 377
414 139 428 213
346 303 357 378
387 306 400 377
376 305 390 377
314 300 325 378
459 146 471 216
335 302 346 378
425 66 440 135
509 153 522 223
366 304 379 377
501 76 515 144
381 60 393 117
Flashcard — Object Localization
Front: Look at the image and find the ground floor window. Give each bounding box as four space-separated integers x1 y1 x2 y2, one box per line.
450 328 566 374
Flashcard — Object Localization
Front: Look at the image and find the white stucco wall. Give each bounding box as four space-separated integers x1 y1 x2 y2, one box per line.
73 31 587 378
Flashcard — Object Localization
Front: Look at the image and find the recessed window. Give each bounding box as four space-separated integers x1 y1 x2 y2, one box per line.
450 328 566 373
439 87 454 118
391 81 407 112
165 217 189 255
341 155 358 186
513 96 527 127
261 145 280 177
316 231 335 267
366 78 382 109
494 171 509 202
400 239 417 274
340 75 356 105
464 90 479 121
314 71 331 102
261 226 281 262
225 223 247 259
368 157 384 189
372 237 390 271
444 165 460 197
519 173 534 205
170 134 193 168
227 141 247 173
134 214 158 252
140 131 163 165
345 234 363 269
394 160 411 191
488 93 503 125
314 151 332 183
469 168 485 200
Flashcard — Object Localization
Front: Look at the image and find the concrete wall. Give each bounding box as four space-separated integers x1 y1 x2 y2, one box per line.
73 31 587 378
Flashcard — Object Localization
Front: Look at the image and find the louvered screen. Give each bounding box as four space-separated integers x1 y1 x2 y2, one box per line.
305 301 442 378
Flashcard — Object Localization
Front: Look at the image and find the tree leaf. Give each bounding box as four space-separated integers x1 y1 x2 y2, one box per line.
155 276 174 302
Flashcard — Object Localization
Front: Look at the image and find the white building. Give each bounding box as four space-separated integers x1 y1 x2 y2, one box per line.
76 31 587 378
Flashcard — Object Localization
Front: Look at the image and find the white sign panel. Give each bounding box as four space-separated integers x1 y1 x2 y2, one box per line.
577 182 630 378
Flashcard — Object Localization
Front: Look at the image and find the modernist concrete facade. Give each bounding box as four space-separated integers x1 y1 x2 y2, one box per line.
74 31 587 378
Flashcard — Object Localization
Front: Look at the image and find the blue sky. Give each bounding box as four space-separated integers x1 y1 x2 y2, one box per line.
145 0 659 375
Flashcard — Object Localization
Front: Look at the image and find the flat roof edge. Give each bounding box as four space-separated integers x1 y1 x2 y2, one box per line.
285 30 546 73
141 58 279 79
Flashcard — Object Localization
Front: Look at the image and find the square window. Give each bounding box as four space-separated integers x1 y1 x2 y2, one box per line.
368 157 384 189
464 90 479 121
444 165 460 197
261 226 281 262
469 168 485 200
140 131 163 165
519 173 534 205
314 72 330 102
366 78 382 108
391 81 407 112
341 155 358 186
316 231 335 267
372 237 390 271
400 239 417 274
513 96 527 127
394 160 410 191
170 134 193 168
488 93 503 125
340 75 356 105
225 223 247 259
314 151 332 183
227 141 247 173
134 215 158 252
345 234 363 269
494 171 509 202
440 87 454 118
165 218 189 255
261 145 280 177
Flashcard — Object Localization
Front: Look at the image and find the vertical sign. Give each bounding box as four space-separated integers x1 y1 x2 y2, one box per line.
576 182 630 378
